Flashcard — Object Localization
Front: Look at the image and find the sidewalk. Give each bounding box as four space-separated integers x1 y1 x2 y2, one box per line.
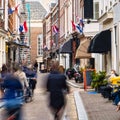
68 79 120 120
80 90 120 120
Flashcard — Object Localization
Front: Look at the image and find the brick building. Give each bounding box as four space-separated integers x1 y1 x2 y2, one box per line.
26 0 47 65
42 0 98 70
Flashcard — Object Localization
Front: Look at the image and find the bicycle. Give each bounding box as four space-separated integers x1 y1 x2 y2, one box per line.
0 95 24 120
24 77 37 102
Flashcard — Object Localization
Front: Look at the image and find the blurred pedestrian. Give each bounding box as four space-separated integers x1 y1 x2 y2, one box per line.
1 64 9 79
108 69 119 79
13 64 29 91
0 64 10 97
33 60 38 71
46 61 69 120
1 71 24 120
0 69 2 97
58 65 65 74
25 64 37 95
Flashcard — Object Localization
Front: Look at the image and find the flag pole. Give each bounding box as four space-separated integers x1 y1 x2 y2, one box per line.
26 3 31 46
26 3 31 63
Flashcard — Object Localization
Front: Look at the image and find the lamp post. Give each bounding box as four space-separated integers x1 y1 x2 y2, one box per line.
26 3 30 46
26 3 31 63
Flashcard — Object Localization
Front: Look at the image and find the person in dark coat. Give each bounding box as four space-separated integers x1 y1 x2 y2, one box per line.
25 65 37 94
46 61 69 120
1 73 23 120
33 60 38 71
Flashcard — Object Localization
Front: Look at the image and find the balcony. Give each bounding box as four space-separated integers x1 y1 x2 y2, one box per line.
98 11 113 24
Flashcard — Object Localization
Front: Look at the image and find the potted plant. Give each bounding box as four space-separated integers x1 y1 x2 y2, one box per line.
91 71 108 92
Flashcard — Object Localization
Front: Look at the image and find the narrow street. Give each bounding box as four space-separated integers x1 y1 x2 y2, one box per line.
22 72 53 120
22 72 78 120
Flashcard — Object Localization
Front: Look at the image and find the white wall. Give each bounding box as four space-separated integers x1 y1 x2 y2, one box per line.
84 22 99 36
113 2 120 73
59 54 70 70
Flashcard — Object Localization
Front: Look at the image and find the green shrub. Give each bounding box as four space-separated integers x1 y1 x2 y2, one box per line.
91 71 108 90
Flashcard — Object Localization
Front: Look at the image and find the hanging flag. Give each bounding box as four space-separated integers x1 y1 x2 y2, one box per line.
52 25 59 33
19 21 28 33
43 44 48 51
8 8 14 15
23 21 28 32
14 4 20 14
76 16 84 28
76 24 83 33
15 4 20 11
71 21 76 31
8 4 20 15
79 18 84 28
19 25 23 33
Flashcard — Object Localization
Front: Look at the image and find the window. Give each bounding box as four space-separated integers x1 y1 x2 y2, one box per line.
110 1 112 6
0 0 4 19
93 2 99 20
37 36 43 56
105 6 107 11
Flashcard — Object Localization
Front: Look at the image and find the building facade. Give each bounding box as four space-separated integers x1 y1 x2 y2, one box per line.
95 0 120 73
26 0 47 69
42 0 120 74
42 0 99 70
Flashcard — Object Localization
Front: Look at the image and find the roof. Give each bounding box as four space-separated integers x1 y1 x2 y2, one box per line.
26 1 47 20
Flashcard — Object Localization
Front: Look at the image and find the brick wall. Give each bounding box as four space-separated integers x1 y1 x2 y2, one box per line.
30 27 43 63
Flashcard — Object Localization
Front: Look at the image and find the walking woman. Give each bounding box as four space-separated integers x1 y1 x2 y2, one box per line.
46 61 69 120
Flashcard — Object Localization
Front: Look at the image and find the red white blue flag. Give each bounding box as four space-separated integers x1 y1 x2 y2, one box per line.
8 8 14 15
19 21 28 33
52 25 59 34
71 20 76 31
71 20 83 34
8 4 20 15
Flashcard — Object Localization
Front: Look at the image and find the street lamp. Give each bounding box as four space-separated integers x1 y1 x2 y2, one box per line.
26 3 31 46
26 3 31 63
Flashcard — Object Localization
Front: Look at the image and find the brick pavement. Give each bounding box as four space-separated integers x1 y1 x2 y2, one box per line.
80 90 120 120
68 78 120 120
22 75 120 120
22 73 78 120
2 73 120 120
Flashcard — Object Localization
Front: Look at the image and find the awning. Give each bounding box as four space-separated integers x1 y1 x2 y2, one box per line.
88 29 111 53
59 39 72 53
7 41 29 48
75 39 91 59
